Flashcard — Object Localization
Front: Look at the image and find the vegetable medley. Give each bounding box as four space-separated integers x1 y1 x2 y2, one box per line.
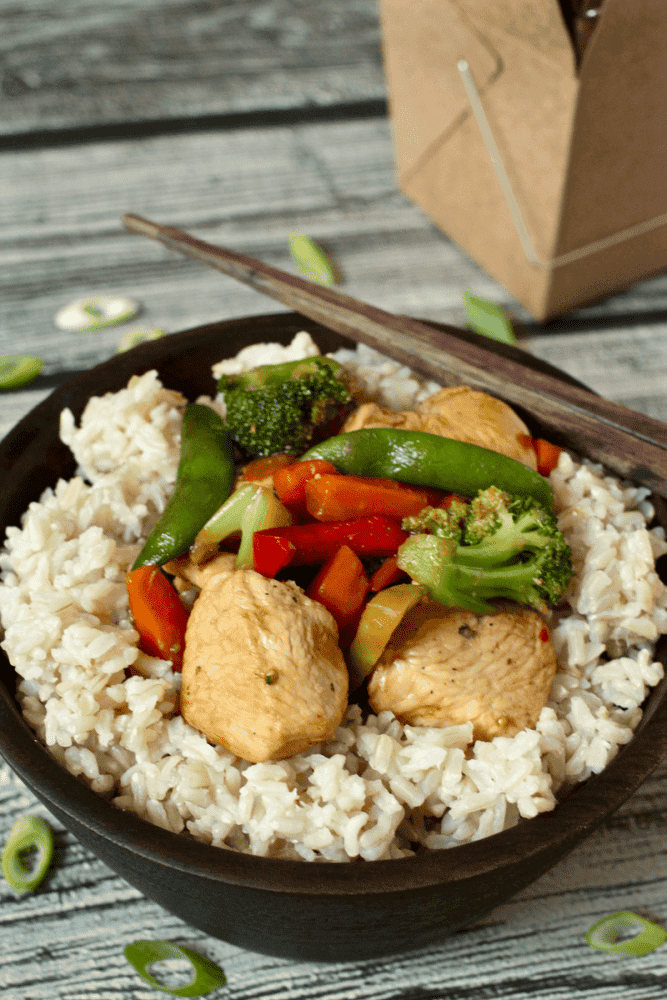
125 353 573 763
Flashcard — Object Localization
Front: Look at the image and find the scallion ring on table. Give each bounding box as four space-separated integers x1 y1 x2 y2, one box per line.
288 231 336 286
124 940 226 997
54 295 140 332
0 355 44 390
118 327 165 352
1 814 54 895
585 911 667 956
463 290 516 345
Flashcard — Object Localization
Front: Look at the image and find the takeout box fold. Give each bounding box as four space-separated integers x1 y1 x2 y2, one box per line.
378 0 667 319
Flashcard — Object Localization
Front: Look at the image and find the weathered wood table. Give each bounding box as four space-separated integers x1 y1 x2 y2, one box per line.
1 3 667 998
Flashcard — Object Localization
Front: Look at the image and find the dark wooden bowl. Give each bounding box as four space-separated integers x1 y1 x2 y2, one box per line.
1 312 666 962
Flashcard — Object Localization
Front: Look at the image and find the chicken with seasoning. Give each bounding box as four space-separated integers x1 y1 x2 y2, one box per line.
180 568 348 762
367 604 557 740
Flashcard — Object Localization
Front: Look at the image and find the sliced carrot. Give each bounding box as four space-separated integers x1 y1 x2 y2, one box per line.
518 435 563 477
236 453 295 489
306 544 370 637
437 492 469 510
304 474 435 522
126 565 190 670
273 459 339 506
533 438 563 477
369 554 406 591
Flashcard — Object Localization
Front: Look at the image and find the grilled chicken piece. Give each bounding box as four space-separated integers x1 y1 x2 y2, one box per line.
368 604 556 740
165 552 237 593
181 569 348 762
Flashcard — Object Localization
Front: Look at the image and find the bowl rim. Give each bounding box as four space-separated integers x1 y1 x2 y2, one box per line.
1 311 666 895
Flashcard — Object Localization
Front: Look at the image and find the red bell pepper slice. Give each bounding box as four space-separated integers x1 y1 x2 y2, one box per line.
519 434 563 478
253 514 408 577
126 565 190 670
252 534 297 577
532 438 563 477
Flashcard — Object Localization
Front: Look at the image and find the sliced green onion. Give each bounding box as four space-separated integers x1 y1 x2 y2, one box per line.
236 486 292 568
124 940 226 997
586 911 667 956
289 232 336 286
463 291 516 345
1 814 54 894
190 484 292 568
118 327 166 352
190 483 259 565
0 355 44 390
55 295 139 332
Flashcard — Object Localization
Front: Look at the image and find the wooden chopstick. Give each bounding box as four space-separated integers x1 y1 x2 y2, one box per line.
123 213 667 497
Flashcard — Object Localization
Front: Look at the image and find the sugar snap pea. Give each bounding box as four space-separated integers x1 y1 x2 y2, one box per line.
300 428 553 510
132 403 235 569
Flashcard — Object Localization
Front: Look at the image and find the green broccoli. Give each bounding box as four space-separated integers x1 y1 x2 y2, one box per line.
401 499 470 539
217 356 353 458
397 486 573 615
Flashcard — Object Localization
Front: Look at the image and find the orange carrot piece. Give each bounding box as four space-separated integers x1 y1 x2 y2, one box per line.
306 544 370 631
369 554 407 592
236 453 295 488
273 459 339 506
304 474 434 522
533 438 563 477
126 565 190 670
436 492 468 510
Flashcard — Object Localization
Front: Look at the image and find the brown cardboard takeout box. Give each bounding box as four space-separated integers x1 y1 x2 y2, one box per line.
378 0 667 320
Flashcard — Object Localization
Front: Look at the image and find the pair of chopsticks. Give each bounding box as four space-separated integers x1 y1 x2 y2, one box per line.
123 213 667 498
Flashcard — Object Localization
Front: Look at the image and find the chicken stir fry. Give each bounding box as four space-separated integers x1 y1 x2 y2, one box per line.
126 359 572 765
368 604 557 740
180 569 348 762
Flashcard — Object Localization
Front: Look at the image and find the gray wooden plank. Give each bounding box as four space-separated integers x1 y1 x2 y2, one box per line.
2 757 667 999
4 118 667 433
3 114 667 999
0 0 385 137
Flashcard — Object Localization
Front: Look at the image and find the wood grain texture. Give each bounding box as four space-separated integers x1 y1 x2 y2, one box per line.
3 120 667 430
3 24 667 991
2 761 667 1000
0 0 385 137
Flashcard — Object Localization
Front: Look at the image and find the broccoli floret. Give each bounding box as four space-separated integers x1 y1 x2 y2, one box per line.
217 357 352 458
401 500 469 539
397 486 573 615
